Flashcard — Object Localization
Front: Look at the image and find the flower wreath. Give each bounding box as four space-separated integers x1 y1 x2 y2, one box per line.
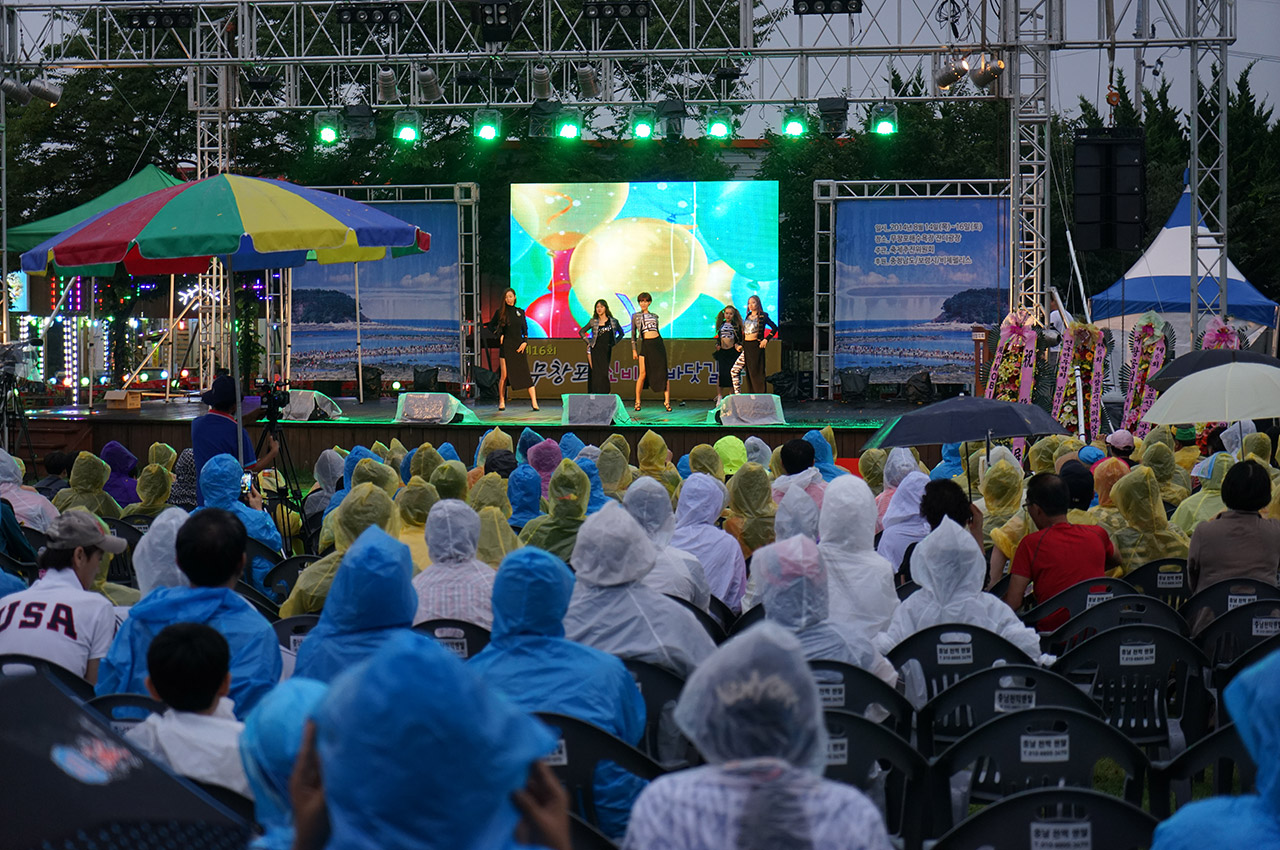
1120 311 1168 438
1052 322 1104 438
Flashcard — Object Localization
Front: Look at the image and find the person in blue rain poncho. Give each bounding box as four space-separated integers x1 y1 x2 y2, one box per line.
676 454 692 479
516 427 544 464
469 548 647 838
437 442 461 464
324 446 378 519
192 454 283 594
803 430 848 483
399 448 417 485
559 432 586 460
575 457 610 515
299 630 569 850
96 509 281 719
1151 646 1280 850
293 526 416 683
239 678 329 850
930 443 964 481
508 464 545 532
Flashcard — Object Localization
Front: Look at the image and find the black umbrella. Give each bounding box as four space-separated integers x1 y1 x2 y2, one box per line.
862 395 1069 450
1146 348 1280 392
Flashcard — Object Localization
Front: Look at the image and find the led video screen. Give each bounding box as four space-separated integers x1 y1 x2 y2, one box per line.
510 181 779 338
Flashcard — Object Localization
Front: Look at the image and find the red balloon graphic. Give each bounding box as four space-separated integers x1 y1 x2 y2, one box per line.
525 249 579 337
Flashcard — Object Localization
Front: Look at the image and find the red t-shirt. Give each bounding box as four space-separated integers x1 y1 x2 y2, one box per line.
1012 522 1114 630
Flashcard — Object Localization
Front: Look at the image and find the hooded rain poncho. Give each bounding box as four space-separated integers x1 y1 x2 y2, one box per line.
1142 441 1191 506
1112 465 1190 574
980 459 1026 550
516 427 544 464
194 454 284 592
689 444 724 480
1173 452 1235 534
168 449 197 510
724 463 776 559
859 449 886 495
559 432 586 461
526 439 564 499
876 472 931 572
121 463 173 519
413 500 496 628
875 447 918 530
575 458 610 515
624 477 712 610
803 430 848 483
597 443 632 499
518 460 590 564
383 438 408 481
744 436 772 470
714 436 747 477
100 440 140 507
671 473 747 610
394 476 438 572
325 447 378 519
409 443 445 483
132 507 190 597
468 472 513 517
507 465 545 530
1028 436 1063 475
304 449 344 520
0 448 59 532
53 451 123 519
476 506 522 569
930 443 964 481
817 475 899 640
428 459 468 501
148 442 177 472
1088 457 1130 540
637 430 680 496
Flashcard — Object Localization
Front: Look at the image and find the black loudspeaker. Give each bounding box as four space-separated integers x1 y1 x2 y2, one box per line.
413 366 440 392
1074 127 1146 251
472 367 500 401
313 379 342 398
836 367 870 400
361 366 383 402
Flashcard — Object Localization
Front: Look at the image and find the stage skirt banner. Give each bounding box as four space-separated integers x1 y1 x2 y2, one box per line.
290 201 462 384
833 195 1011 385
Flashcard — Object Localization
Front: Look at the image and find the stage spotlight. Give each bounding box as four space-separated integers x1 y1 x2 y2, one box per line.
935 58 966 91
344 103 376 139
0 77 31 106
969 55 1005 88
315 110 341 145
793 0 861 13
781 106 808 137
869 101 898 135
376 66 398 102
473 108 502 141
416 65 443 102
556 106 584 139
583 0 649 18
657 98 687 139
817 96 848 134
336 4 403 26
531 64 553 100
393 110 420 143
629 105 656 140
28 78 61 106
704 107 733 140
125 7 195 28
473 1 520 42
576 63 601 99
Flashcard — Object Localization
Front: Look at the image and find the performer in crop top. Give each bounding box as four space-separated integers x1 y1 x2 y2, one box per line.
712 305 745 405
732 295 779 394
631 292 671 412
486 287 538 412
578 299 623 394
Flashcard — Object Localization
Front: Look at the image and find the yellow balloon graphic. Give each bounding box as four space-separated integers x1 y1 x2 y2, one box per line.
511 183 630 253
692 260 737 304
569 217 709 323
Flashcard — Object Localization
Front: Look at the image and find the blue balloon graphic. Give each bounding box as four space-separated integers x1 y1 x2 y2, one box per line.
695 182 779 281
510 219 536 264
620 181 698 225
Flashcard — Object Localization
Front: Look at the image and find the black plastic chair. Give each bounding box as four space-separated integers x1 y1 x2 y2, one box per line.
568 812 619 850
987 573 1012 599
1019 576 1139 628
121 514 154 533
234 580 281 622
263 555 319 601
273 614 321 652
1126 558 1193 610
1180 578 1280 634
1214 632 1280 691
192 780 258 825
914 664 1105 758
1149 721 1256 819
931 787 1158 850
929 707 1149 833
534 712 666 832
412 618 491 659
1051 624 1212 751
896 580 921 601
1040 594 1187 655
822 708 931 850
1193 598 1280 669
705 595 736 631
102 517 144 589
807 659 913 740
301 510 325 556
724 603 764 638
244 536 285 569
621 658 698 767
20 525 47 552
87 693 167 734
0 551 37 584
886 624 1033 704
0 653 95 700
664 594 727 644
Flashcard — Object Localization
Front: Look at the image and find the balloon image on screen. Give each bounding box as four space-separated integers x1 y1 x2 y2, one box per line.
510 181 779 338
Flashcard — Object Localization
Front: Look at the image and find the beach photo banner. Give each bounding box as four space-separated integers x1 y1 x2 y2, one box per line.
834 195 1010 385
290 200 462 383
508 181 779 339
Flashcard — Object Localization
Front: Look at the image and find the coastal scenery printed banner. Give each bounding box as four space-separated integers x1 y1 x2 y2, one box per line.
290 201 462 383
834 195 1010 384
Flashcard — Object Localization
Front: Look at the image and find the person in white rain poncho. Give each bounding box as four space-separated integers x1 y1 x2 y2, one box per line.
876 472 931 573
411 500 496 629
670 473 747 611
623 477 711 610
0 448 60 533
758 535 898 687
622 623 892 850
565 501 716 677
817 476 898 640
132 508 191 597
741 486 820 612
875 447 919 532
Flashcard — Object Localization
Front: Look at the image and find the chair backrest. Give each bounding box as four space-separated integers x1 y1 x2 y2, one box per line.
621 658 696 766
1051 624 1211 747
930 707 1149 833
568 812 620 850
122 514 154 533
0 653 95 700
412 618 491 659
264 555 319 601
1019 576 1139 627
1125 558 1192 609
886 624 1033 704
1041 594 1187 655
301 510 325 555
0 551 37 584
987 573 1012 599
102 518 142 588
705 595 736 631
273 614 321 652
1149 721 1256 819
87 693 167 735
1215 632 1280 692
807 659 913 740
931 787 1158 850
103 517 144 549
234 581 281 623
664 594 726 644
896 580 921 601
192 780 258 825
1193 598 1280 668
914 664 1104 757
725 603 765 638
1180 577 1280 629
534 712 666 831
20 525 47 552
243 536 285 567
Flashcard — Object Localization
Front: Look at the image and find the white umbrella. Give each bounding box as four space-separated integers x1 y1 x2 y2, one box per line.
1141 361 1280 424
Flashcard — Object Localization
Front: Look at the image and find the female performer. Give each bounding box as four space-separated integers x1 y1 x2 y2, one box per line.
712 304 744 405
631 291 671 412
487 287 538 412
578 299 623 394
733 295 779 394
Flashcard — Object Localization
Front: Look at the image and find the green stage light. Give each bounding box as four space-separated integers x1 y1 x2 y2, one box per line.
473 108 502 141
392 380 402 390
781 106 808 137
315 110 341 145
555 107 583 140
870 101 898 135
629 106 656 140
393 110 421 143
704 107 733 139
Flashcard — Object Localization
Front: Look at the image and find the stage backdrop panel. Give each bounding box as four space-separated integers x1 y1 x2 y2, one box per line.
508 181 778 339
834 196 1010 384
290 201 462 383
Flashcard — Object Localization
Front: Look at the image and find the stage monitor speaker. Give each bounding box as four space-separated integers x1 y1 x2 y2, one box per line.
413 366 440 392
717 394 786 426
361 366 383 402
394 393 470 424
561 394 632 426
281 390 344 422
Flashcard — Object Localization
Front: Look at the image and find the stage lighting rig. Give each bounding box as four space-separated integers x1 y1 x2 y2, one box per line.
629 106 656 140
472 1 522 42
869 101 898 135
817 96 848 134
392 110 420 143
968 55 1005 88
28 78 61 107
529 100 559 137
792 0 861 14
336 4 404 25
344 104 376 139
416 65 443 102
531 64 553 100
457 69 487 87
576 64 601 99
657 98 687 140
124 8 195 28
0 77 32 106
781 106 808 137
556 107 584 139
934 58 966 91
376 67 398 102
315 110 341 145
583 0 650 20
704 107 733 140
473 108 502 141
491 68 520 89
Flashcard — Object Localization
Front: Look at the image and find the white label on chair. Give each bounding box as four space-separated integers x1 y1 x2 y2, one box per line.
1252 617 1280 637
289 634 307 653
818 684 845 707
1020 733 1070 763
1156 572 1184 588
995 689 1036 712
1228 594 1257 610
1085 592 1113 609
1030 821 1092 850
545 739 568 766
825 738 848 766
1119 643 1157 666
937 644 973 665
441 638 469 659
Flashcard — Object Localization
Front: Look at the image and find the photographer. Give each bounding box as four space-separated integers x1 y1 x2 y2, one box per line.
191 375 279 506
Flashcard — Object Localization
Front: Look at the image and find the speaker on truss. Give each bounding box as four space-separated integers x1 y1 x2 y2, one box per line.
1074 127 1146 251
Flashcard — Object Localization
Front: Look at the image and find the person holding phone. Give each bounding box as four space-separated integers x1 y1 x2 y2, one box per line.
579 299 623 395
631 292 671 412
487 288 538 412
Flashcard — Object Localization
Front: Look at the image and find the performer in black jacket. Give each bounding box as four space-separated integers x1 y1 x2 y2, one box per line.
578 299 624 394
734 295 779 394
712 304 744 405
487 287 538 411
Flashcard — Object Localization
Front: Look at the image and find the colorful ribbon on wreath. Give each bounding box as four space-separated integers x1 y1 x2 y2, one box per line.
1202 316 1240 351
985 309 1037 405
1121 312 1167 437
1051 322 1104 439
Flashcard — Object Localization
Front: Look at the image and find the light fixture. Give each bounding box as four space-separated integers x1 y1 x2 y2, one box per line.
781 106 808 137
473 108 502 141
556 106 584 139
658 98 687 139
629 105 656 140
576 64 601 99
376 67 398 102
704 107 733 139
344 104 376 139
935 58 966 91
531 64 553 100
28 78 62 106
0 77 31 106
473 1 520 42
336 4 404 25
793 0 861 13
583 0 650 20
817 96 848 134
869 101 898 135
125 8 195 28
969 55 1005 88
416 65 442 102
315 110 341 145
393 110 420 143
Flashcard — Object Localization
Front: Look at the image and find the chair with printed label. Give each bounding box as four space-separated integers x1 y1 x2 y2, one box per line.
1149 721 1256 819
807 660 913 740
1193 598 1280 670
664 594 727 644
885 624 1032 705
1018 577 1139 631
86 693 167 735
1179 578 1280 636
1126 558 1192 610
412 618 490 660
272 614 321 653
102 518 143 588
1051 624 1211 754
1039 595 1187 656
621 658 699 769
263 555 319 602
931 787 1158 850
1213 632 1280 692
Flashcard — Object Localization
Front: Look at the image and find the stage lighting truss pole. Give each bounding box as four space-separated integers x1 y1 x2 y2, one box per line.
1188 0 1231 348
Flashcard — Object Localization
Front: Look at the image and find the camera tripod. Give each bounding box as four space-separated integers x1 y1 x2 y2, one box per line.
256 415 305 520
0 372 37 471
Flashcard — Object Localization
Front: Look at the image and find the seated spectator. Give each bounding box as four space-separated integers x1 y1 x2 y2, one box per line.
0 498 38 563
1105 429 1135 465
483 448 518 479
132 508 191 598
239 678 329 850
624 477 712 610
412 500 496 628
468 471 512 518
1027 435 1063 475
623 623 892 850
428 459 468 501
874 447 919 531
475 426 514 471
100 440 140 507
723 462 777 562
528 438 565 497
714 435 747 479
258 470 303 556
979 459 1026 550
817 475 899 639
1057 460 1101 525
772 438 826 508
1111 465 1190 574
383 438 409 483
597 443 633 500
1171 425 1203 472
518 459 590 564
323 446 379 520
295 527 415 683
148 442 178 472
1188 459 1280 592
394 476 438 573
904 479 984 586
1142 442 1191 508
776 485 820 540
803 429 848 483
565 502 716 677
672 473 748 611
0 512 124 682
516 426 544 463
350 456 399 498
507 464 545 533
1088 457 1130 539
1173 452 1235 535
930 442 964 481
0 448 59 532
52 451 123 519
194 454 284 594
575 458 610 515
121 463 174 520
96 509 282 718
167 448 198 511
1241 432 1279 483
33 450 71 501
744 435 772 469
689 444 724 480
476 505 522 569
858 448 886 496
409 441 445 482
470 548 647 839
558 431 585 462
876 471 930 573
125 622 251 797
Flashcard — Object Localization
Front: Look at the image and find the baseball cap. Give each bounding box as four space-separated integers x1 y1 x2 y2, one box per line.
1106 429 1135 450
1174 426 1196 442
45 511 128 554
200 374 237 408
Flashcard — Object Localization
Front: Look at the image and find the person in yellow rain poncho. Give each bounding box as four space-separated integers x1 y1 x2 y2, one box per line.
950 442 986 496
1028 435 1064 475
476 506 522 569
856 448 886 496
1088 458 1130 540
429 459 469 501
1142 442 1191 508
121 464 173 520
319 458 402 553
636 430 681 498
603 433 631 463
1242 433 1280 484
979 459 1026 551
410 442 445 483
370 440 390 462
689 444 724 480
475 427 514 469
52 452 123 519
1052 438 1085 465
384 438 409 481
468 472 512 518
1142 426 1194 492
1111 465 1190 575
722 462 776 561
769 446 787 481
597 443 632 500
394 476 439 574
256 469 305 555
1172 452 1235 535
148 442 177 472
1172 426 1203 473
713 436 747 479
282 483 400 616
518 459 590 564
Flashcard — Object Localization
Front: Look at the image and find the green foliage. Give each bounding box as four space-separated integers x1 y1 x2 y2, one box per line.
938 288 1006 324
292 289 367 324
